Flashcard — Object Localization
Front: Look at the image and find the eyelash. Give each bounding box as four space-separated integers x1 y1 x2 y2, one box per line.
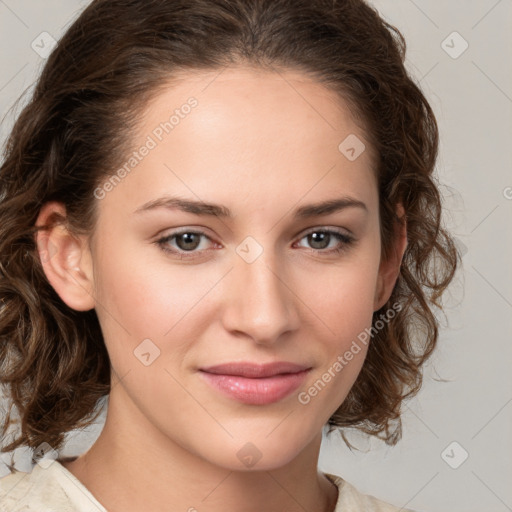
155 228 356 260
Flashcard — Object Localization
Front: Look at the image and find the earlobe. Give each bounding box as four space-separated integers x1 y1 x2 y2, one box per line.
35 201 96 312
373 203 408 312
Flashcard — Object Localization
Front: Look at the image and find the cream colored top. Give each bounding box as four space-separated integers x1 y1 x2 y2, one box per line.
0 459 417 511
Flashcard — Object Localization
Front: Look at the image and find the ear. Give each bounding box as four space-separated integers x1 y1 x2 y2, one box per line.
35 201 96 312
373 202 408 312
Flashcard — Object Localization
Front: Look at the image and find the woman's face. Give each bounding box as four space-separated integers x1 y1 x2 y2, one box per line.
64 66 399 470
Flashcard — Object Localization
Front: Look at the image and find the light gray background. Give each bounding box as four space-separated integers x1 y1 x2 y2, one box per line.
0 1 511 511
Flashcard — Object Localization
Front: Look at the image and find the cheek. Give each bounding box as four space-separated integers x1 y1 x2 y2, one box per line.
293 256 378 400
297 255 379 335
93 234 216 335
91 243 228 382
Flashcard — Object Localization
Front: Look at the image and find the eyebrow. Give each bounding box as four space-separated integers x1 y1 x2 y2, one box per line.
133 195 368 219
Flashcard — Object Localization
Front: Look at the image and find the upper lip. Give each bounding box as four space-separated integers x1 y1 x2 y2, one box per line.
199 361 311 378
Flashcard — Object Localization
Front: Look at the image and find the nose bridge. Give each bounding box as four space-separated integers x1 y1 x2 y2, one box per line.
224 239 298 343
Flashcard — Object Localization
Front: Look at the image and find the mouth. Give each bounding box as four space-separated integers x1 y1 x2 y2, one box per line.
198 361 312 405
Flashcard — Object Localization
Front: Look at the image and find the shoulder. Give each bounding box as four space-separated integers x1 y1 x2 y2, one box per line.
0 459 106 512
324 472 419 512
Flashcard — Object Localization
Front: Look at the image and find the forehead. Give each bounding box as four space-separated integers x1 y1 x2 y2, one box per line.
144 65 368 143
100 66 377 220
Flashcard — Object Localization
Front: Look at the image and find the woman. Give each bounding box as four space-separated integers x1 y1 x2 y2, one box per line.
0 0 459 510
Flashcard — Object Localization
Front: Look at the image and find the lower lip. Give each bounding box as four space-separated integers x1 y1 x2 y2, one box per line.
199 369 310 405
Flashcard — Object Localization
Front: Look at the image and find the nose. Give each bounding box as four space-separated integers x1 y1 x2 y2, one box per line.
221 247 300 346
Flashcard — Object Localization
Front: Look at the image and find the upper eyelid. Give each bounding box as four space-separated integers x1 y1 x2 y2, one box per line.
299 226 352 236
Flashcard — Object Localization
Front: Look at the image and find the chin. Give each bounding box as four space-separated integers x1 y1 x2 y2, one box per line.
200 432 314 472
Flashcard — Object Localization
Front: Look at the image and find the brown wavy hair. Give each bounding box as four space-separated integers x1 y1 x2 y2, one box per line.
0 0 460 462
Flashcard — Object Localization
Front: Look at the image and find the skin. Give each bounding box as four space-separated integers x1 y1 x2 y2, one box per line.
35 66 407 512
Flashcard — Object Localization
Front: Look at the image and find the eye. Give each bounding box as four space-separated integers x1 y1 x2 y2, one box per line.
156 230 213 259
155 227 356 260
294 228 355 255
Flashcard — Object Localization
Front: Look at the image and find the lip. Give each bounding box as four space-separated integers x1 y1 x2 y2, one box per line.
199 362 312 405
200 361 310 378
